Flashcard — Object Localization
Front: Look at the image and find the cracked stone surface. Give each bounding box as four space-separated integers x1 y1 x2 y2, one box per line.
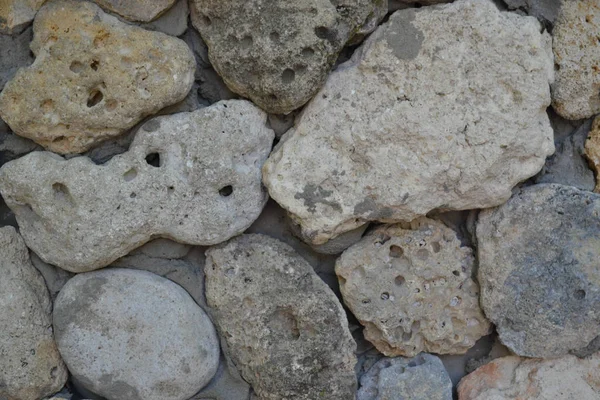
263 0 555 245
92 0 176 22
584 116 600 192
0 100 274 272
0 0 46 34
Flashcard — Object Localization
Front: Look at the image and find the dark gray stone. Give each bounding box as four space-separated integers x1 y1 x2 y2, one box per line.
0 27 33 90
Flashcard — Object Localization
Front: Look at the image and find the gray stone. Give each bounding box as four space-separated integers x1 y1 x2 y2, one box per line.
0 130 41 167
92 0 176 22
30 252 74 301
0 100 274 272
0 27 33 91
267 112 297 139
139 0 189 37
0 226 68 400
0 0 46 34
54 268 220 400
477 183 600 358
503 0 562 28
190 355 251 400
205 234 357 400
263 0 555 245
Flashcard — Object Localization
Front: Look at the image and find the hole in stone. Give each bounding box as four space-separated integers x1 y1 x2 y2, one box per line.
40 99 54 113
201 14 211 26
282 68 295 84
452 270 460 276
87 90 103 107
69 61 85 73
52 183 71 203
269 93 278 100
574 289 586 300
302 47 315 58
269 31 280 42
244 277 252 283
105 99 118 111
395 275 405 286
389 245 404 258
402 330 412 341
90 60 99 71
408 355 426 367
130 192 136 198
361 299 371 304
53 136 66 143
123 168 137 181
219 185 233 197
145 153 161 167
431 242 441 253
269 307 300 340
314 26 336 42
375 234 391 246
240 35 253 49
167 186 174 194
381 292 389 300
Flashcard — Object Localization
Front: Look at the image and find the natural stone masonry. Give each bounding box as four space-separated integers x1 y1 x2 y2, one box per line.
584 116 600 192
0 0 195 154
477 184 600 358
458 353 600 400
92 0 176 22
263 0 555 245
336 219 490 357
504 0 562 28
0 100 274 272
0 0 46 34
0 27 33 91
551 0 600 120
0 226 68 400
205 234 357 400
54 268 220 400
190 0 384 114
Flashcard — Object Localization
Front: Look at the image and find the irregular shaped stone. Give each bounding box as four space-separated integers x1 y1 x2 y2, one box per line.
336 218 491 357
30 252 74 300
0 100 274 272
551 0 600 119
263 0 555 245
458 353 600 399
190 355 251 400
92 0 175 22
504 0 562 28
0 27 33 91
190 0 384 113
357 354 453 400
0 226 68 400
54 268 220 400
477 183 600 358
139 0 189 36
0 0 45 34
0 0 195 154
584 116 600 192
205 234 357 400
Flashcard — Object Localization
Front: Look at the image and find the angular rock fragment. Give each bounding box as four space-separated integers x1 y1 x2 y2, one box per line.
0 27 33 91
0 100 274 272
263 0 555 245
0 0 195 154
336 219 491 357
190 0 384 113
584 116 600 192
0 226 68 400
504 0 562 28
0 0 45 34
54 268 220 400
92 0 176 22
205 234 357 400
139 0 189 37
477 184 600 358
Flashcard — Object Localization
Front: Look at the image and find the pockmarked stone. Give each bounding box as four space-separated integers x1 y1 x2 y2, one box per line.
205 234 357 400
0 0 45 34
336 219 491 357
477 184 600 358
263 0 555 245
0 226 68 400
584 116 600 192
0 27 33 91
0 100 273 272
458 353 600 400
190 0 384 114
0 0 195 154
54 268 220 400
551 0 600 119
92 0 176 22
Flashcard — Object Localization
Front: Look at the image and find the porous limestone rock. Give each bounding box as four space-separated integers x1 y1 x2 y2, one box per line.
336 218 491 357
357 354 453 400
205 234 357 400
0 226 68 400
458 353 600 400
263 0 555 245
584 116 600 192
53 268 220 400
0 27 33 91
0 100 274 272
92 0 176 22
190 0 385 113
551 0 600 119
0 0 45 34
0 0 195 154
477 183 600 358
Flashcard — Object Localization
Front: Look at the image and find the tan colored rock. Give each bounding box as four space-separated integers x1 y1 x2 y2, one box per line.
0 0 195 154
336 218 491 357
584 116 600 192
0 0 46 34
92 0 176 22
458 353 600 399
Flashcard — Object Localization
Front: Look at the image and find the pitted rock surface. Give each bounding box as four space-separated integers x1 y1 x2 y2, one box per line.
336 219 490 357
92 0 176 22
0 0 45 34
0 100 274 272
205 234 357 400
54 268 220 400
584 116 600 192
477 184 600 358
190 0 384 114
0 0 195 154
263 0 555 245
0 226 68 400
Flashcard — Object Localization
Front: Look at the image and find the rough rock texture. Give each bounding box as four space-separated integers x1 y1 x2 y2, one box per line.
0 0 45 34
0 0 195 154
92 0 176 22
190 0 385 113
477 184 600 358
357 354 453 400
336 219 491 357
584 116 600 192
263 0 555 245
30 252 74 301
458 353 600 399
551 0 600 119
0 226 68 400
0 27 33 91
190 355 251 400
139 0 189 37
504 0 562 28
0 100 274 272
54 268 220 400
205 234 357 400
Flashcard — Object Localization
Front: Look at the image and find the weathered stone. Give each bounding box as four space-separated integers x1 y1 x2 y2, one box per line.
584 116 600 192
263 0 555 245
0 27 33 91
0 0 195 154
357 354 453 400
0 226 68 400
551 0 600 120
30 252 74 301
205 234 357 400
138 0 189 36
190 355 251 400
336 218 491 357
0 0 45 34
190 0 385 113
92 0 176 22
54 268 220 400
477 183 600 358
504 0 562 28
458 353 600 400
0 100 274 272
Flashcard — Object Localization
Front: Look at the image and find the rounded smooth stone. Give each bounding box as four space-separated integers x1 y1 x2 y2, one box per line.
53 268 220 400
